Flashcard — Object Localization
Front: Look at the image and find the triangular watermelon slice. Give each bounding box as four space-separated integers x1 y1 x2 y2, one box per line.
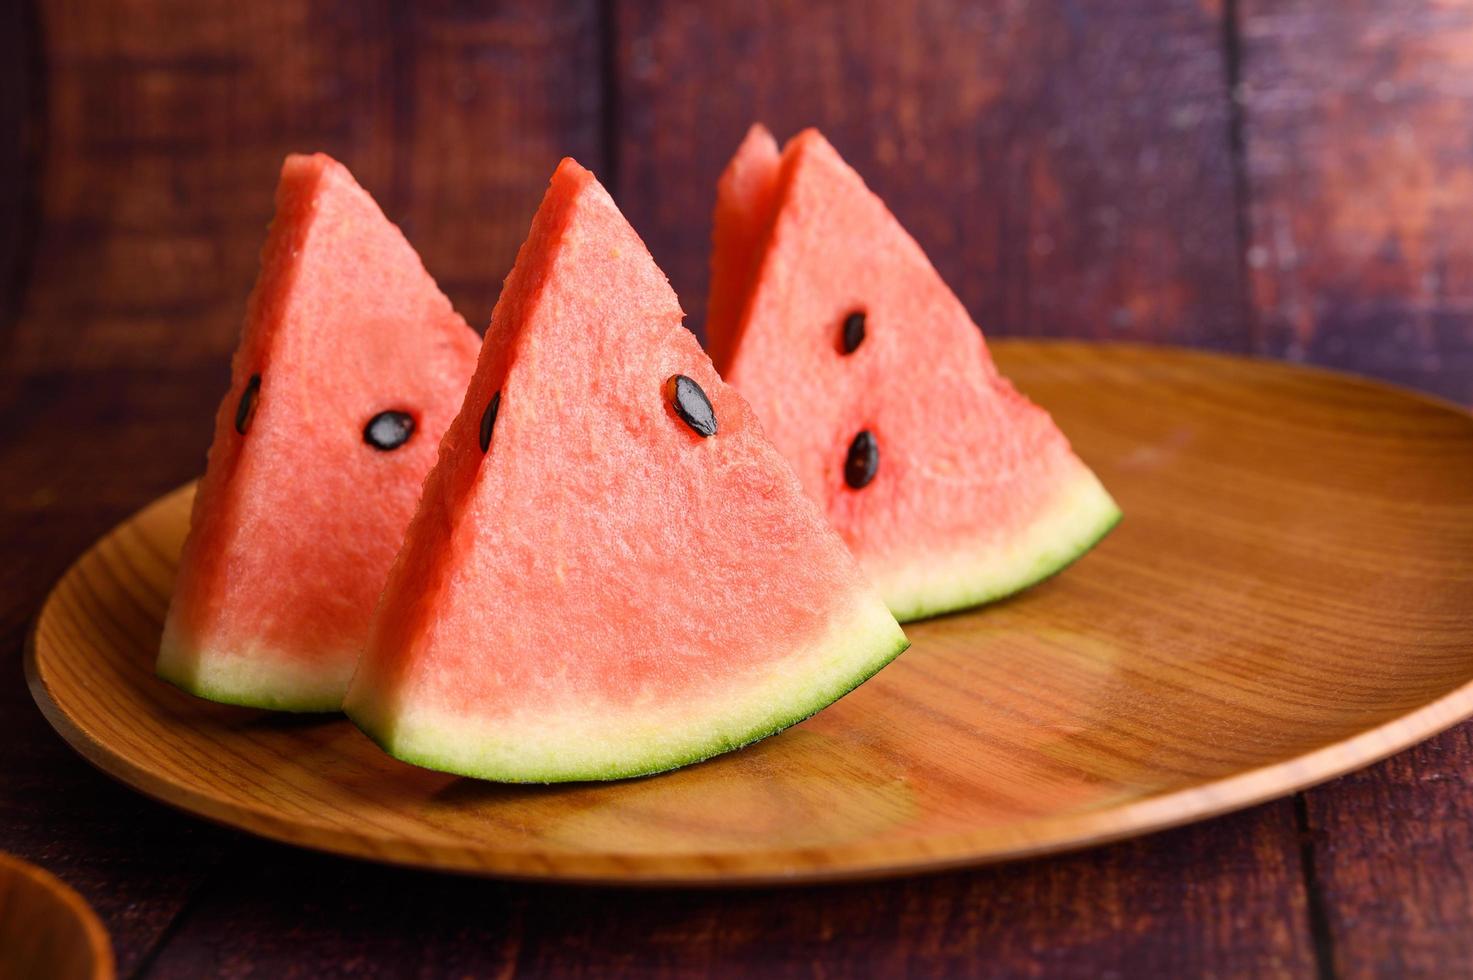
708 127 1120 622
344 159 908 782
158 154 481 711
706 125 785 375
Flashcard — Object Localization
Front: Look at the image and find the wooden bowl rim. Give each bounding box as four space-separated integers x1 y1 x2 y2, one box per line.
0 851 115 979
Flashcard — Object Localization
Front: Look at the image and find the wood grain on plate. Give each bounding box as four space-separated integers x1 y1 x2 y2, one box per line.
0 851 114 980
25 342 1473 885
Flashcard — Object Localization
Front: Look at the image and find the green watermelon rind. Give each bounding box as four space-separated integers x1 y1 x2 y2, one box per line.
880 466 1122 624
345 600 910 784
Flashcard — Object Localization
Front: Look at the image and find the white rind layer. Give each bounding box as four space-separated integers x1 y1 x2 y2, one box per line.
875 464 1121 623
345 592 909 783
156 619 354 712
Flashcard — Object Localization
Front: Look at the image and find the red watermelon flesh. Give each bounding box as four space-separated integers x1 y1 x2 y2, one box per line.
709 129 1120 622
158 154 481 711
344 159 907 782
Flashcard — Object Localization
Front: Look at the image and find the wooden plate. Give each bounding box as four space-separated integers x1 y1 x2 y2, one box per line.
26 342 1473 885
0 852 114 980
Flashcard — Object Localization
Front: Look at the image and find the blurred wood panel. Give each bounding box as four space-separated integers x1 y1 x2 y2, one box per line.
0 367 241 977
611 0 1246 350
140 804 1314 979
10 0 602 370
1239 0 1473 402
0 0 40 337
1300 728 1473 978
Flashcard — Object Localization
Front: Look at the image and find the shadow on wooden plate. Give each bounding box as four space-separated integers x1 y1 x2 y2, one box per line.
25 342 1473 885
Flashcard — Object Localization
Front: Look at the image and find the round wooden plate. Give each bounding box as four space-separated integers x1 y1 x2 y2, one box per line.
26 342 1473 885
0 852 114 980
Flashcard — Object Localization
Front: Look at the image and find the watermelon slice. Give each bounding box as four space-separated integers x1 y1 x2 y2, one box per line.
158 154 481 711
344 159 908 782
708 127 1120 622
706 125 784 375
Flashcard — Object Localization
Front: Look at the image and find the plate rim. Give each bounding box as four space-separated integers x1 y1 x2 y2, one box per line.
27 607 1473 886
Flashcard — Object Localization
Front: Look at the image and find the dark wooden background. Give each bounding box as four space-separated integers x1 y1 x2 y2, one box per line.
3 1 1472 977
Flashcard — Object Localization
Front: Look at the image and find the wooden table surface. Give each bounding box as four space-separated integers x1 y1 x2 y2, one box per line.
4 2 1473 976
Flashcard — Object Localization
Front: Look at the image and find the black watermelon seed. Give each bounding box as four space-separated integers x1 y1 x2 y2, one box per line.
234 374 261 435
845 430 879 489
478 390 502 453
665 374 717 437
363 410 415 451
841 311 866 354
